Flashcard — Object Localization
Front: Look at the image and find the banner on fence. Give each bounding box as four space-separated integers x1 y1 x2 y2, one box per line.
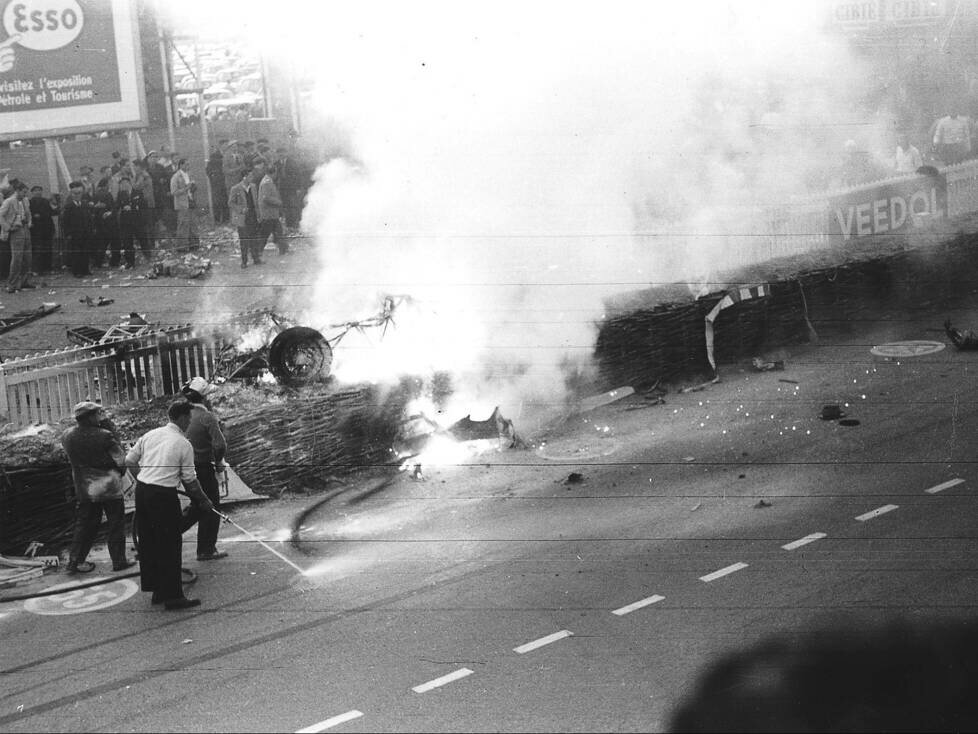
828 172 947 241
704 283 771 372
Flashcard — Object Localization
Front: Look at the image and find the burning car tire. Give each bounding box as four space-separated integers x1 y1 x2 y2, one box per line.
268 327 333 385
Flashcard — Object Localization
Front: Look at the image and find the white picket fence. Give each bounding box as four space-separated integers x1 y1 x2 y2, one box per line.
0 325 223 427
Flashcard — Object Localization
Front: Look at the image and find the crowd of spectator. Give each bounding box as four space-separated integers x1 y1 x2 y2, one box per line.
835 108 978 190
0 135 315 291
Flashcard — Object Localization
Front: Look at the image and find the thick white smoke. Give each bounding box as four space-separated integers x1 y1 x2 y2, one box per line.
169 1 871 424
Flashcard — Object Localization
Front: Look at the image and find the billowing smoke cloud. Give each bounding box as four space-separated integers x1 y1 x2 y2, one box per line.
168 1 874 425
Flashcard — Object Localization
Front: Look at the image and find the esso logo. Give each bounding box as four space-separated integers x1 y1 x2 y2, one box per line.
3 0 84 51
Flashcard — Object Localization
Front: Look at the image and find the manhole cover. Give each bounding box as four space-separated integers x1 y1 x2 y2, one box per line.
537 438 620 461
870 340 946 357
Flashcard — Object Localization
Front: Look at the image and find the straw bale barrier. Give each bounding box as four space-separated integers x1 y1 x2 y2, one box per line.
0 379 419 554
596 218 978 390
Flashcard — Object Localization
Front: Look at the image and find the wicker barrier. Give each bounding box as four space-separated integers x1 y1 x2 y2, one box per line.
0 379 421 554
222 381 415 497
595 222 978 390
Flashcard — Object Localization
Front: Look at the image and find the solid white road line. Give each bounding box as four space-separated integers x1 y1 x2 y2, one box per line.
296 710 364 733
699 562 748 582
612 594 665 616
925 478 965 494
513 630 574 654
412 668 474 693
855 504 899 522
782 532 827 551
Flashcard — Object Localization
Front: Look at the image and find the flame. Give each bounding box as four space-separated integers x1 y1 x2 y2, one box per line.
236 327 271 353
399 435 500 474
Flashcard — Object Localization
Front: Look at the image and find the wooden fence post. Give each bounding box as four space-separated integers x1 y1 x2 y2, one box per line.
0 366 9 422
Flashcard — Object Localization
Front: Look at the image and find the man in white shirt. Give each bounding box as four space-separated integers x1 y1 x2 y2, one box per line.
0 180 35 293
894 133 923 174
126 400 214 610
169 158 198 250
932 110 971 165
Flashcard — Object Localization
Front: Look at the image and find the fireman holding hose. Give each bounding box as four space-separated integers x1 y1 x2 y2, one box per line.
179 376 230 561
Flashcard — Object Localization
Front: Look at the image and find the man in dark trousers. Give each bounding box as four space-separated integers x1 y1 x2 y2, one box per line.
258 163 285 254
91 179 117 269
229 168 261 267
131 159 156 261
206 146 228 224
61 402 134 574
126 400 214 610
29 185 56 274
114 176 141 269
275 147 303 229
145 151 171 235
61 181 92 277
179 377 229 560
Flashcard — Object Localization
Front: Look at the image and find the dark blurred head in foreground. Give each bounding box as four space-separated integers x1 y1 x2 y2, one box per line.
669 618 978 732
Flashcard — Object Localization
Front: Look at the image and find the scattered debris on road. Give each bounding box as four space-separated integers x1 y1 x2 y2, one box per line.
945 319 978 350
79 295 114 307
680 376 720 393
752 357 785 371
151 253 212 279
448 407 524 448
563 472 585 485
577 386 635 413
819 404 845 420
0 303 61 335
754 499 773 508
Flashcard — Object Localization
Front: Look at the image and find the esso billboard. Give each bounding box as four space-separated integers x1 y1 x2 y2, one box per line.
0 0 146 141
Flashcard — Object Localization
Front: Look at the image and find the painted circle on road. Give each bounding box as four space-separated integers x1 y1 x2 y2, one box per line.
870 340 946 357
24 579 138 615
537 437 620 461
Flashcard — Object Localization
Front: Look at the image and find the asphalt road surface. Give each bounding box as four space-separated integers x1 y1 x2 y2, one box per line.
2 303 978 732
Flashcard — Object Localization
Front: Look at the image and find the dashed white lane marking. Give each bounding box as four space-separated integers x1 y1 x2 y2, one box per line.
855 504 899 522
412 668 474 693
513 629 573 654
782 532 827 551
296 710 364 733
612 595 665 616
925 479 965 494
699 562 748 582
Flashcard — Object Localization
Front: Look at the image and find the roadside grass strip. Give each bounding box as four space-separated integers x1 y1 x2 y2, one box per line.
699 562 748 583
296 711 364 733
412 668 474 693
855 504 899 522
612 595 665 616
513 630 574 654
782 533 827 551
925 479 965 494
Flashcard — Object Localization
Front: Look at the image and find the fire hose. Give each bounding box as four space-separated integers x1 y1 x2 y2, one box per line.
0 492 305 603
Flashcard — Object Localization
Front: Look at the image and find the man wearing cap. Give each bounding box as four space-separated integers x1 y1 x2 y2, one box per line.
126 400 214 610
179 377 229 561
61 402 133 574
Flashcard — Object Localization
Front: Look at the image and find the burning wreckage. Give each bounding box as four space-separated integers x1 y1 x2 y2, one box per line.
208 297 524 486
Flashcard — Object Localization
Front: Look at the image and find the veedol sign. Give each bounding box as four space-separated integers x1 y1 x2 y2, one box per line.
828 173 947 241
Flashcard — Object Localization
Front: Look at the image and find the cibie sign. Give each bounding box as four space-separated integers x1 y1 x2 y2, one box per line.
828 173 947 241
